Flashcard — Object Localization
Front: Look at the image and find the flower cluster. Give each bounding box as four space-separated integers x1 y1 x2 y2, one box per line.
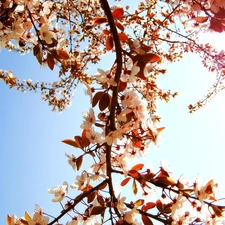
4 0 225 224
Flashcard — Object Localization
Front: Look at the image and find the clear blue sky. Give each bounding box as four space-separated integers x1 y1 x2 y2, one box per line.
1 32 225 225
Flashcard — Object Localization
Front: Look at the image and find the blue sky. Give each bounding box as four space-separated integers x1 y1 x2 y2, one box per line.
1 32 225 224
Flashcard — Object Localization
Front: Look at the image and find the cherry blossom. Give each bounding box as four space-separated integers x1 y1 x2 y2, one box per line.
27 205 49 225
48 181 68 202
80 108 96 129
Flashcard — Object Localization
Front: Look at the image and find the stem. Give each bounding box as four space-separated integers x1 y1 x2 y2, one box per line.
48 179 108 225
100 0 123 217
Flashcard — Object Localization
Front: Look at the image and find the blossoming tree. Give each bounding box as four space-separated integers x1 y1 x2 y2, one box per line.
2 0 225 224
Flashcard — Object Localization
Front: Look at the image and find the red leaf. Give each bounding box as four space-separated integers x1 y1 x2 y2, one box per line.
47 52 55 70
106 35 114 51
57 49 70 60
115 21 124 31
93 17 108 24
141 215 153 225
112 8 124 19
62 139 79 148
209 18 225 32
141 202 156 211
118 32 128 41
121 177 131 186
102 29 111 35
119 80 127 92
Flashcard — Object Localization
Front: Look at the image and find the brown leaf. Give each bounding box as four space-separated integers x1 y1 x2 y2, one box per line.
82 129 90 147
112 7 124 19
92 91 104 107
47 52 55 70
90 206 105 216
99 182 107 190
132 179 138 195
106 35 114 51
121 177 131 186
62 139 79 148
99 92 110 111
76 155 83 171
74 136 83 148
33 44 39 56
36 47 43 65
93 17 108 24
141 215 153 225
87 191 97 203
97 195 105 206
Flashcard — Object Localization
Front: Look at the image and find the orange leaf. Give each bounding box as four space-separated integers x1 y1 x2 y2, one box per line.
6 215 11 225
118 32 128 41
115 21 124 31
145 53 161 63
211 205 224 217
47 52 55 70
134 199 145 206
62 139 79 148
128 170 140 179
106 35 114 51
194 16 208 23
130 163 144 171
121 177 131 186
93 17 108 24
156 127 165 133
57 49 70 60
112 7 124 19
